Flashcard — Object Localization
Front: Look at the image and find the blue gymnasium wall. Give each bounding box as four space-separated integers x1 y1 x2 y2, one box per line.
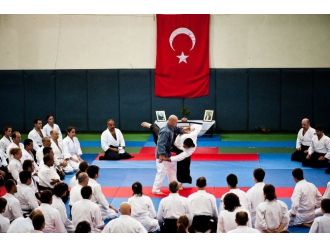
0 68 330 132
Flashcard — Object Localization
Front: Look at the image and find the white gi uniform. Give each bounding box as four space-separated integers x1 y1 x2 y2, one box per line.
246 182 265 226
157 193 190 222
51 139 74 173
6 216 34 233
128 195 159 232
36 146 45 166
51 195 74 232
2 193 23 222
28 128 46 151
43 123 63 140
188 190 218 218
62 136 82 170
36 203 66 233
6 142 24 161
217 207 251 233
15 183 39 212
308 134 330 159
88 178 118 220
71 199 103 232
7 158 22 181
290 179 322 225
255 199 289 232
21 148 39 172
38 165 61 189
315 181 330 217
296 127 316 149
0 149 8 167
69 175 78 188
173 124 202 152
221 188 252 212
0 136 12 159
0 214 10 233
228 225 260 233
69 184 83 206
101 128 126 151
309 213 330 233
102 215 147 233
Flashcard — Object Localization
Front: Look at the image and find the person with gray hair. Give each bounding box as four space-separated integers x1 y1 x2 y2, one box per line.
102 202 147 233
69 172 89 207
152 115 184 194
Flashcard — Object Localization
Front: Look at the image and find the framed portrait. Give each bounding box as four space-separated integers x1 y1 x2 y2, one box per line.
203 110 214 122
156 111 166 122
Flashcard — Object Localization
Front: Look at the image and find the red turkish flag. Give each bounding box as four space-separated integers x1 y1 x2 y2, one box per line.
155 14 210 98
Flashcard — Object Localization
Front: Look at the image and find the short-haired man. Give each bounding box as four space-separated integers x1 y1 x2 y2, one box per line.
289 168 322 226
188 177 218 232
28 119 46 152
309 199 330 233
228 211 260 233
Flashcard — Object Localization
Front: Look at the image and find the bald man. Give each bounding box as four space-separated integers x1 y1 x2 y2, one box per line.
291 118 316 162
102 202 147 233
100 119 132 160
152 115 184 194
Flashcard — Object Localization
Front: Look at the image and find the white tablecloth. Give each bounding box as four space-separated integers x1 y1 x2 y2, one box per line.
155 120 215 136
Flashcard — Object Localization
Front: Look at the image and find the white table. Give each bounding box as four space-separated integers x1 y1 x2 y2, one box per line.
155 120 215 136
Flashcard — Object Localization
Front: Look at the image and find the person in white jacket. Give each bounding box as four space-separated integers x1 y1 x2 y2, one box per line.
246 168 266 226
100 119 132 160
255 184 289 233
309 198 330 233
291 118 315 162
0 126 12 160
315 181 330 217
28 119 46 152
102 202 147 233
289 168 322 226
62 127 83 171
43 115 63 141
7 148 22 181
227 211 259 233
36 190 66 233
86 165 118 220
6 131 24 162
128 181 159 232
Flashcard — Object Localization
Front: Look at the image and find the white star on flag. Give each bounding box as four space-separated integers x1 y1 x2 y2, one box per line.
176 52 189 63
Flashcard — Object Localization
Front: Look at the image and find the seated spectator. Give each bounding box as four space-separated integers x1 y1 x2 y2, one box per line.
255 184 289 233
100 119 132 160
36 190 66 233
36 137 51 166
38 154 61 190
289 168 322 226
43 115 63 140
2 179 23 222
87 165 118 220
188 177 218 233
62 127 83 170
309 198 330 233
71 186 103 233
7 209 41 233
0 198 10 233
177 215 190 233
246 168 266 226
0 126 12 160
69 161 89 188
228 211 260 233
51 182 74 232
16 171 39 215
217 193 251 233
69 172 89 208
28 119 46 152
7 148 22 181
128 181 159 232
221 174 251 212
102 202 147 233
315 181 330 217
157 181 190 233
31 211 45 233
75 221 91 233
6 131 24 162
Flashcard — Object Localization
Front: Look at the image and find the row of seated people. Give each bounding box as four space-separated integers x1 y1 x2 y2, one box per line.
291 118 330 173
1 164 329 233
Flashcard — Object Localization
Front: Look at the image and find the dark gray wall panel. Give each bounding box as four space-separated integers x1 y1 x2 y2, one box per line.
313 69 330 129
24 70 56 130
184 69 216 121
119 70 151 131
248 69 281 131
0 71 25 130
151 70 184 122
87 70 119 132
216 69 248 131
281 69 313 131
55 70 88 131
